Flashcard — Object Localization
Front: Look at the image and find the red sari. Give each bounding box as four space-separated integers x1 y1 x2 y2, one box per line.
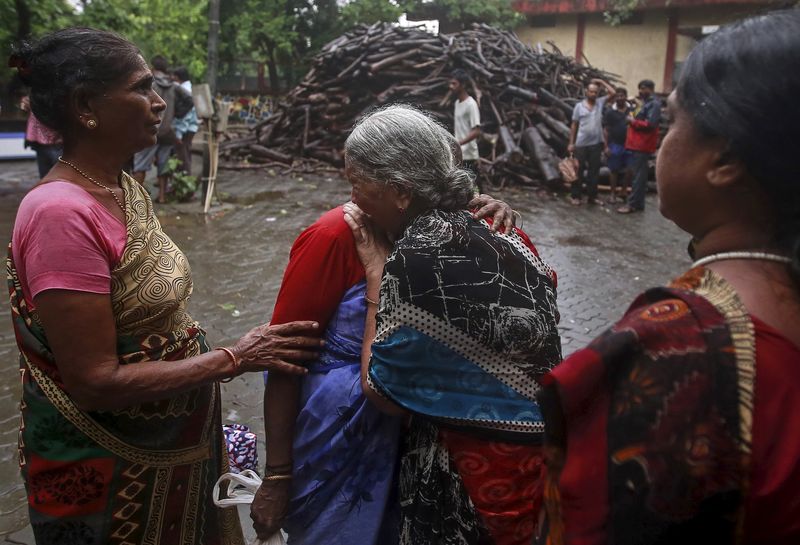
538 267 800 545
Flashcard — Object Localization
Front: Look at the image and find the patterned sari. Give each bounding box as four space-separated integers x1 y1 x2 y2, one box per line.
8 174 243 545
284 281 402 545
538 267 756 545
366 210 562 545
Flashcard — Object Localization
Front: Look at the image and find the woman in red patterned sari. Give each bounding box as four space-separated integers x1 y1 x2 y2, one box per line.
537 9 800 545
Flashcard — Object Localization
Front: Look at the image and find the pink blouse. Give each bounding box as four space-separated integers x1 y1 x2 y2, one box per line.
25 113 61 146
12 181 126 307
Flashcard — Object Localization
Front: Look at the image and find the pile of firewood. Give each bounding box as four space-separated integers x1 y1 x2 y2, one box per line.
220 22 619 188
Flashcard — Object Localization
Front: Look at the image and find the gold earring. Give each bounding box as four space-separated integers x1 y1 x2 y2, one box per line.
87 119 98 129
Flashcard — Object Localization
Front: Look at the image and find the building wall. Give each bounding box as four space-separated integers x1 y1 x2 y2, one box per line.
582 10 669 90
516 14 579 57
515 3 773 93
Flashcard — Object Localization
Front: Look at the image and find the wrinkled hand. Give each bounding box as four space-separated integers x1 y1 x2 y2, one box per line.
343 202 392 278
19 96 30 112
250 479 291 540
231 321 323 375
469 194 519 233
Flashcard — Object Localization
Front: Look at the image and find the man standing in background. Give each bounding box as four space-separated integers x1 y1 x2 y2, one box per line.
131 55 192 203
603 86 633 203
172 66 198 175
567 81 607 206
617 79 661 214
449 69 482 192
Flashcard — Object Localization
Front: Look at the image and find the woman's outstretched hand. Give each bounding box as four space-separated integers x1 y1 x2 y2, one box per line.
343 202 392 279
469 194 520 233
230 321 324 375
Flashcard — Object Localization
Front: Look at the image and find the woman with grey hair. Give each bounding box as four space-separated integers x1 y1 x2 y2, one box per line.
343 104 562 544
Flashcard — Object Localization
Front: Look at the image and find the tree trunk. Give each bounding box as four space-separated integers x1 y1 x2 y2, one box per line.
14 0 31 40
266 43 280 94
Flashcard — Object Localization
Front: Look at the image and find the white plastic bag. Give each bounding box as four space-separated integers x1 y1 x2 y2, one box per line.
213 470 286 545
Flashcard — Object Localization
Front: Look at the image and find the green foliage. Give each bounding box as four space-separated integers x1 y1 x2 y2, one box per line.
603 0 646 26
1 0 208 87
81 0 209 79
1 0 77 110
2 0 530 102
340 0 403 30
164 156 198 202
219 0 403 91
400 0 522 29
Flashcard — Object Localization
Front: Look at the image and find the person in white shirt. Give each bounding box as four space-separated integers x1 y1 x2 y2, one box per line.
449 69 482 192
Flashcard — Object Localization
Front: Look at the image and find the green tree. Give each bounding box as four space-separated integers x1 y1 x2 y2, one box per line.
340 0 403 31
400 0 521 30
1 0 76 113
220 0 301 92
603 0 646 25
219 0 402 93
80 0 209 78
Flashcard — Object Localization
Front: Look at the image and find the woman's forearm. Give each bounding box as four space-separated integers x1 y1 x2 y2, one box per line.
67 349 237 411
264 372 302 468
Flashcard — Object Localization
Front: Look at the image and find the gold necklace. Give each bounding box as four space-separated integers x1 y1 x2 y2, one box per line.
58 157 125 213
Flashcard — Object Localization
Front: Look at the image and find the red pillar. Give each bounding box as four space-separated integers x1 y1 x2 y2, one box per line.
662 10 679 92
576 13 586 64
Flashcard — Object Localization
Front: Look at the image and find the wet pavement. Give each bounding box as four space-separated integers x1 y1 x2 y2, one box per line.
0 158 689 540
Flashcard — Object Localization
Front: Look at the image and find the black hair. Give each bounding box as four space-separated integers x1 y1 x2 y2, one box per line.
151 55 168 73
615 87 628 95
173 66 190 82
677 8 800 284
10 27 142 133
451 69 470 86
638 79 655 90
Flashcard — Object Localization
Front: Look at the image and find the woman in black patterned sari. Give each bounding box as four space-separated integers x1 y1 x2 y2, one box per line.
341 104 562 545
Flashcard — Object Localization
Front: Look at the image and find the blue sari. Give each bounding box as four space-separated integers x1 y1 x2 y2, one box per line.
283 281 402 545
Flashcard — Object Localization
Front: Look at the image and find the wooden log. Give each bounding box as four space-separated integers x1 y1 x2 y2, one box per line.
537 110 571 142
487 98 523 163
498 125 524 163
534 122 555 143
505 84 538 102
220 136 256 151
369 49 421 73
250 145 294 165
393 38 441 47
521 126 561 184
452 53 493 79
337 52 368 79
538 87 573 117
301 105 311 154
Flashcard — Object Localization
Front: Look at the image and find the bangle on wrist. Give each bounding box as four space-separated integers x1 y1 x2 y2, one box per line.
365 295 379 306
264 473 292 481
215 347 239 382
